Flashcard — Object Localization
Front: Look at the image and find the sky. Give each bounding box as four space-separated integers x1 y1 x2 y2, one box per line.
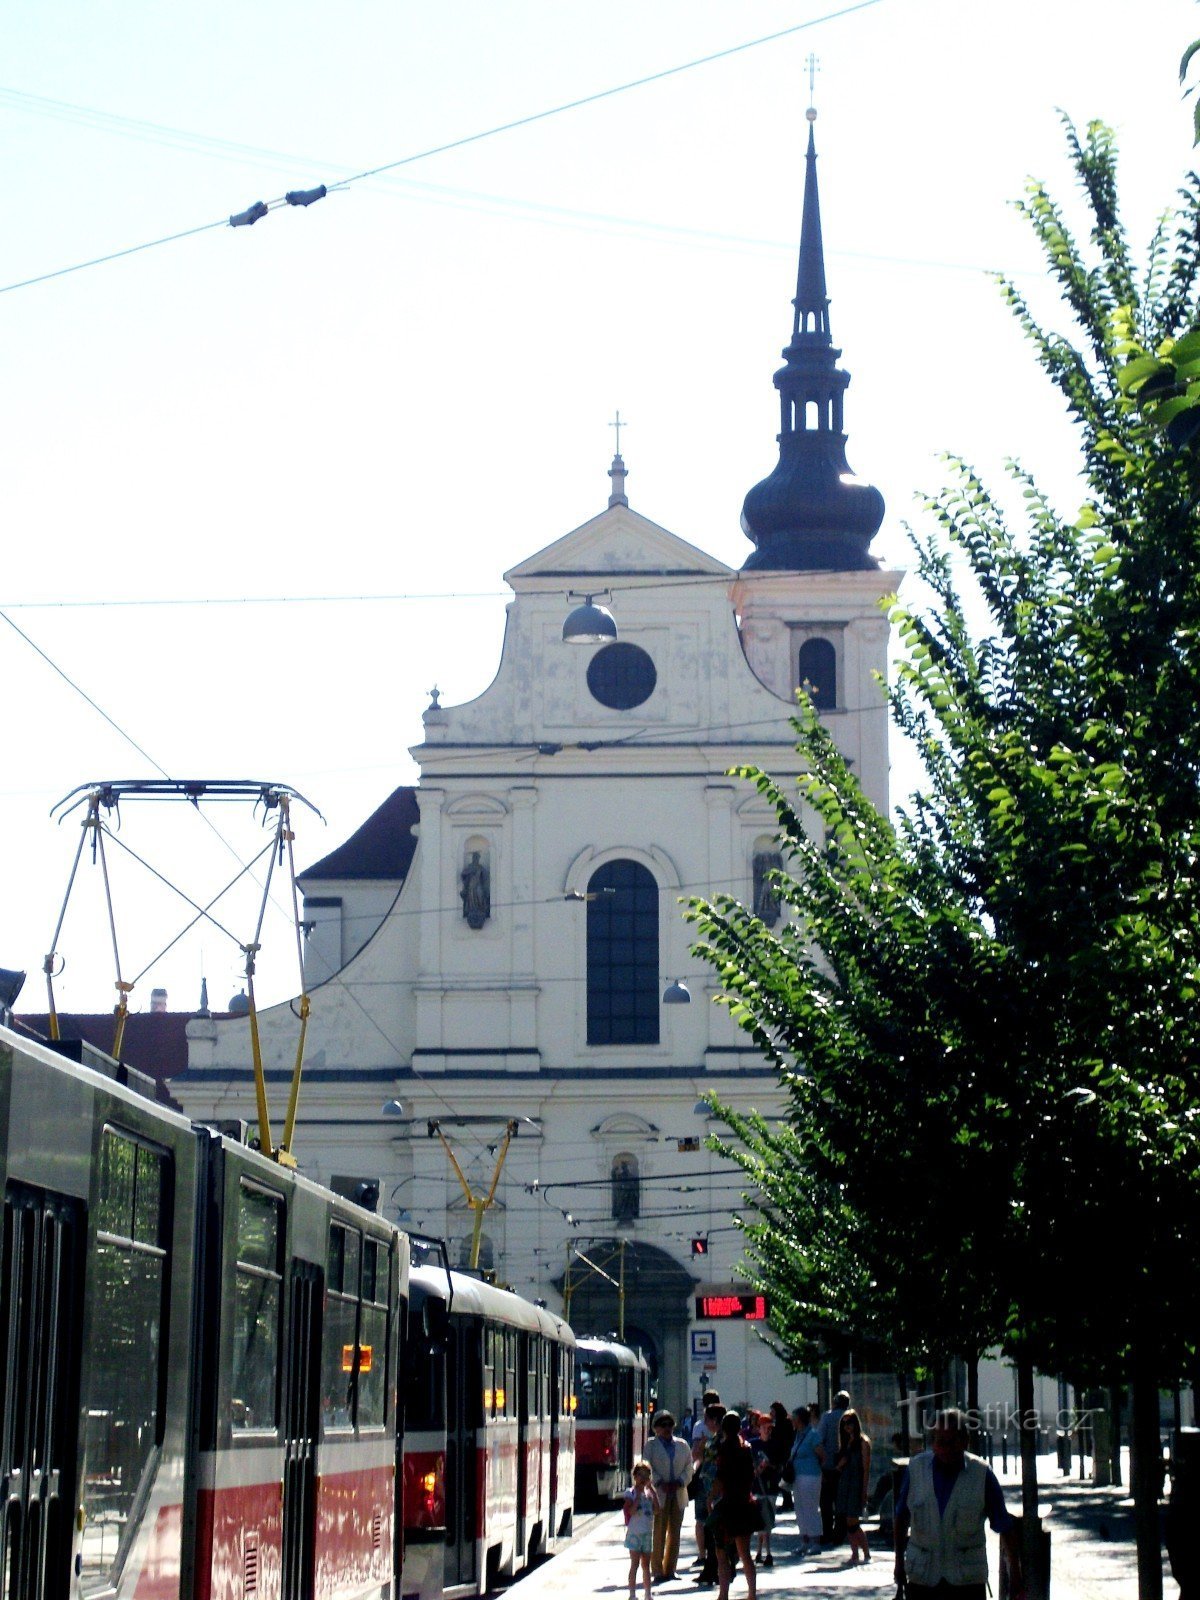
3 0 1198 1019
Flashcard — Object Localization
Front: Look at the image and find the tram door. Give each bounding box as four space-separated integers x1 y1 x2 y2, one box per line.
0 1185 81 1600
281 1263 323 1600
443 1320 477 1589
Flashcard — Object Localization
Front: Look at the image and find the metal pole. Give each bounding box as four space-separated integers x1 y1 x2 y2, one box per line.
618 1238 626 1341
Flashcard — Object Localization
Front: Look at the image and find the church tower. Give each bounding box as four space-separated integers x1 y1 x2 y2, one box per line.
176 101 899 1416
733 108 896 811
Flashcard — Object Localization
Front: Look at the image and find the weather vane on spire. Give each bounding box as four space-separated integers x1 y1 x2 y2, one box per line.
806 51 819 122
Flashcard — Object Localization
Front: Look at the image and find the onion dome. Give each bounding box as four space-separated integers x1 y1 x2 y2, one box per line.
741 115 884 571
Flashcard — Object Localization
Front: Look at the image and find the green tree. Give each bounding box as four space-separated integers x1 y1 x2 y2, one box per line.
690 120 1200 1600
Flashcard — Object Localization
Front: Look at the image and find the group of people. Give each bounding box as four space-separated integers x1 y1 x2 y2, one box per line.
623 1393 1025 1600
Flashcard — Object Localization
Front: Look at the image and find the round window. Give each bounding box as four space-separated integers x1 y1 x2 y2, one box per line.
586 642 657 710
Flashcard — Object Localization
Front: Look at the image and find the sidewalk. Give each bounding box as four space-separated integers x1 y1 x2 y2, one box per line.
512 1461 1178 1599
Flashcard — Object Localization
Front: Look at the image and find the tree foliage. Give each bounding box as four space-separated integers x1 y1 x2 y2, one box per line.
689 119 1200 1396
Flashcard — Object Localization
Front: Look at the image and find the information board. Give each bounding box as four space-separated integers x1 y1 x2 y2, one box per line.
695 1293 768 1321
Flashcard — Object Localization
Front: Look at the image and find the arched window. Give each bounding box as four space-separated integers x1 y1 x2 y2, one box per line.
611 1153 640 1221
797 637 837 709
586 859 659 1045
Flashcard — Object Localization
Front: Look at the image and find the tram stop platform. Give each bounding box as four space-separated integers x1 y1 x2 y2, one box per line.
510 1461 1175 1600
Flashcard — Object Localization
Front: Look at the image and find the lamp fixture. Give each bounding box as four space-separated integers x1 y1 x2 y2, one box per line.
381 1099 406 1117
662 978 691 1005
562 592 617 645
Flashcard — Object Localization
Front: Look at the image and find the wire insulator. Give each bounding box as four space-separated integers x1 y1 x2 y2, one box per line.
285 186 327 208
229 201 269 228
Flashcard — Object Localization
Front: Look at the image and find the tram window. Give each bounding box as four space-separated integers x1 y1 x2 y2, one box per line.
357 1238 390 1427
528 1340 540 1418
506 1331 518 1420
231 1185 283 1432
482 1326 496 1417
79 1129 171 1593
323 1223 360 1429
405 1303 445 1430
576 1365 616 1420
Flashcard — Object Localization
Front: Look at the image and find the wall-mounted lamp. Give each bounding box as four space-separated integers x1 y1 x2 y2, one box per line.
562 593 617 644
662 978 691 1005
381 1098 406 1116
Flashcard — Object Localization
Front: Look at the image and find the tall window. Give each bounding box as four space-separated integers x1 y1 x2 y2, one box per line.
797 637 837 709
79 1130 170 1591
587 859 659 1045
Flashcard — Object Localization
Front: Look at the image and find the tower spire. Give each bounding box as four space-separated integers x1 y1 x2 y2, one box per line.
740 107 883 571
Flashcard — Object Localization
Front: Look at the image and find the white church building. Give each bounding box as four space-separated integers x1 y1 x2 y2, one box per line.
176 118 897 1414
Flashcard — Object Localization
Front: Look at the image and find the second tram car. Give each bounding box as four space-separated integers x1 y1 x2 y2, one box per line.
572 1338 651 1504
401 1260 575 1600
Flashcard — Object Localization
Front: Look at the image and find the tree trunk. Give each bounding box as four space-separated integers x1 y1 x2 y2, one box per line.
1129 1350 1163 1600
1016 1355 1046 1600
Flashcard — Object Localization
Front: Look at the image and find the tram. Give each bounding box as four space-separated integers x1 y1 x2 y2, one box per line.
0 1022 405 1600
401 1259 575 1598
573 1337 652 1504
0 1022 650 1600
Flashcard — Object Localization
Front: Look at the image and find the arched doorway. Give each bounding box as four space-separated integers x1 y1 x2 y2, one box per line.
556 1239 697 1414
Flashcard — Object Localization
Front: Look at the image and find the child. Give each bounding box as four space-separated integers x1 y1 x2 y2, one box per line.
752 1445 776 1568
623 1460 659 1600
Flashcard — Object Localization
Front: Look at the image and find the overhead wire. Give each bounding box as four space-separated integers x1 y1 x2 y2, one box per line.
0 0 885 298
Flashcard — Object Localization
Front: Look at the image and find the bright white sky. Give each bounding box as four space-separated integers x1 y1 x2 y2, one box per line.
3 0 1197 1019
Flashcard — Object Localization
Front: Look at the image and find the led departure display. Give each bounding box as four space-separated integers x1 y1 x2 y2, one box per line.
695 1294 768 1321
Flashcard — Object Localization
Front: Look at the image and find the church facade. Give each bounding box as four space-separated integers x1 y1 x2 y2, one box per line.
177 118 897 1412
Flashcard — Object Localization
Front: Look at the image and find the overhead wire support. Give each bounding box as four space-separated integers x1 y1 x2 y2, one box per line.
45 777 322 1167
0 0 884 297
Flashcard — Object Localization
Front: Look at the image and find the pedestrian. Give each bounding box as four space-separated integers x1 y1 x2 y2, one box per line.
816 1388 850 1544
834 1408 872 1565
624 1460 659 1600
751 1439 776 1567
764 1400 794 1506
709 1412 758 1600
788 1402 823 1555
691 1401 725 1586
893 1407 1025 1599
647 1410 693 1583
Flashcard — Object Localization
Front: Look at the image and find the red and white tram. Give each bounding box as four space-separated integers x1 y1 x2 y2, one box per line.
573 1339 651 1504
0 1021 644 1600
401 1258 575 1600
0 1023 407 1600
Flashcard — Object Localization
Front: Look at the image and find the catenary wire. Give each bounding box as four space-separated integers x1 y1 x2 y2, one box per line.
0 1 884 298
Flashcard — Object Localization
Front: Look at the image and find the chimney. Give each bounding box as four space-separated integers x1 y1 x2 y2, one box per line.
150 987 168 1014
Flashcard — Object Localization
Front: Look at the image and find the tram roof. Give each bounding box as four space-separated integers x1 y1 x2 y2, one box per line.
410 1261 574 1346
574 1337 650 1371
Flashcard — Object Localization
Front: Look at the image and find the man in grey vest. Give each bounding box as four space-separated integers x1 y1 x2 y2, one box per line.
894 1409 1024 1598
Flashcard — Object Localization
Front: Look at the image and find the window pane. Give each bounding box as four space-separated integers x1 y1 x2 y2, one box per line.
357 1302 388 1426
132 1147 161 1246
237 1187 280 1274
80 1137 169 1594
322 1294 358 1428
96 1129 135 1238
231 1272 280 1430
586 859 659 1046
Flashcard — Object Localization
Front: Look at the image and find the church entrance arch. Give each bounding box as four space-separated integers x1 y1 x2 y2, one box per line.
556 1239 696 1413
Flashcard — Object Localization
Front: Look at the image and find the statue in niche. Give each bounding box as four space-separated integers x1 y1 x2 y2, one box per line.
460 850 491 929
611 1154 640 1223
752 850 784 927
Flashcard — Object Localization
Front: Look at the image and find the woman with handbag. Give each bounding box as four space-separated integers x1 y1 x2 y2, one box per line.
789 1402 824 1556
